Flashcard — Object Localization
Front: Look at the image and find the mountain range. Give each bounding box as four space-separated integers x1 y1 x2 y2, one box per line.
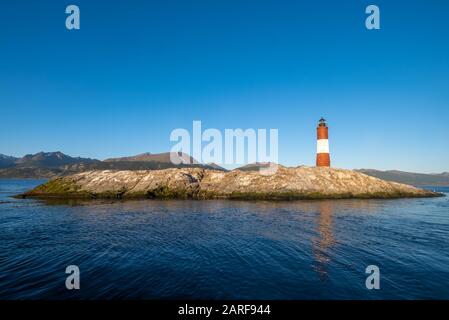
0 152 222 178
1 152 448 186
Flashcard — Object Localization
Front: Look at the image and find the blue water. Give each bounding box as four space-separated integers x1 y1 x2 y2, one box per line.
0 179 448 299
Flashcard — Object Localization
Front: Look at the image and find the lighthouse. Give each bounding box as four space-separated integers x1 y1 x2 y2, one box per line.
316 117 330 167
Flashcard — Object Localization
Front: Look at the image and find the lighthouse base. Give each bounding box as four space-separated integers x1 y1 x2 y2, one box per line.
316 153 330 167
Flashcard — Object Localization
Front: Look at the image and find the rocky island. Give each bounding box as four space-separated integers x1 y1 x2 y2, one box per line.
17 166 442 200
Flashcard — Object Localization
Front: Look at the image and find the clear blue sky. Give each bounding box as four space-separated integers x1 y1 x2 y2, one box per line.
1 0 448 173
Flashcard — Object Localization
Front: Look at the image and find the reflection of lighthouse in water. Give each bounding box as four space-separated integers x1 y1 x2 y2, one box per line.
312 201 335 278
316 118 330 167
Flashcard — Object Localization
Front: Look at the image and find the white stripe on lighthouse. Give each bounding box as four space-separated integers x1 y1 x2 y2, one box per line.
317 139 329 154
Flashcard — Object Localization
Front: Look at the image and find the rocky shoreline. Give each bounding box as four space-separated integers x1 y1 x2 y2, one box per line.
16 166 443 200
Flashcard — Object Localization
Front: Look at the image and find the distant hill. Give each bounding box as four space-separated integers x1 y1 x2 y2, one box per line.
358 169 449 186
206 163 227 171
104 152 197 164
235 162 282 172
15 152 100 168
0 167 64 179
0 154 18 168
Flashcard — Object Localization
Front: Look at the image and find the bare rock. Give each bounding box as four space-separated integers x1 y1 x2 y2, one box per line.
19 166 443 200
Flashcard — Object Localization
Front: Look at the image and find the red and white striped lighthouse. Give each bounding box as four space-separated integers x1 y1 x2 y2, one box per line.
316 117 330 167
